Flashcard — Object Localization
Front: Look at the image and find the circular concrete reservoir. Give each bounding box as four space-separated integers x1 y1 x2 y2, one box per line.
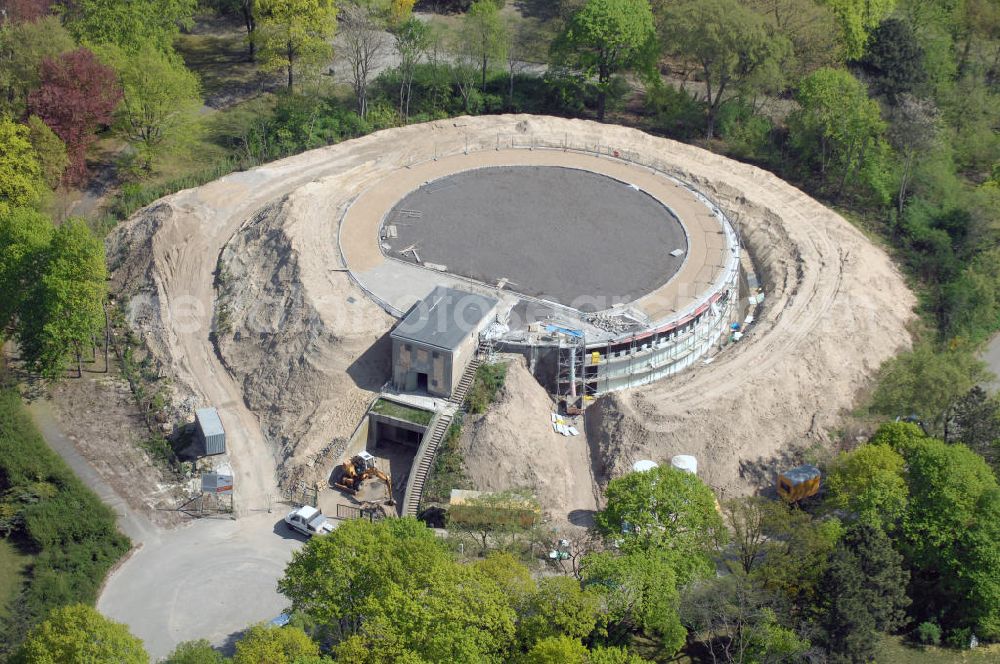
383 166 687 308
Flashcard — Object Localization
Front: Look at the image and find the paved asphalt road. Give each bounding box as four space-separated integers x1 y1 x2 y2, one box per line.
983 332 1000 393
97 513 305 660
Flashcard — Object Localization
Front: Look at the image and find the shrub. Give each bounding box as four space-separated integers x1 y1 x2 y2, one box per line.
916 621 941 645
466 362 507 414
0 389 130 654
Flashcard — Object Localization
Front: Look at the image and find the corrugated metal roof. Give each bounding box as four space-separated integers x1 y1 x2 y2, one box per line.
781 464 820 484
391 286 498 351
196 407 224 437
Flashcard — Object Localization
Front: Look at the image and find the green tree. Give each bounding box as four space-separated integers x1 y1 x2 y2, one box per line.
868 420 925 448
163 640 227 664
663 0 790 139
24 116 68 190
523 635 588 664
957 488 1000 640
595 465 724 581
0 117 46 212
871 341 989 431
554 0 656 121
445 489 539 554
255 0 337 91
751 506 842 612
212 0 259 60
788 66 892 202
588 646 652 664
817 523 909 662
826 443 908 530
281 518 517 660
462 0 508 90
232 624 318 664
859 17 926 103
820 0 896 60
744 0 841 78
474 551 536 602
392 17 432 120
0 206 52 333
12 604 147 664
817 545 880 663
681 575 809 664
721 496 787 575
518 576 600 647
101 45 203 171
844 523 910 632
895 435 1000 638
581 549 687 654
945 386 1000 470
67 0 198 53
886 94 939 216
0 16 75 117
17 218 107 378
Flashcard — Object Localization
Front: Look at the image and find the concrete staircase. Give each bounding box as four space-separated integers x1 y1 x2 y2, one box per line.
402 359 482 517
402 411 454 517
449 358 481 405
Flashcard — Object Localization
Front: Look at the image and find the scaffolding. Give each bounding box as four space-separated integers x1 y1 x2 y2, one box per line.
548 284 739 405
556 331 587 411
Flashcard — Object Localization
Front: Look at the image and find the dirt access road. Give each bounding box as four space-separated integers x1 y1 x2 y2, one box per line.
98 131 397 658
120 140 396 514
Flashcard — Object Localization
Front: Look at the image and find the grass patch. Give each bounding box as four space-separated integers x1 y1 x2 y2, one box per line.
879 634 1000 663
0 388 131 655
371 398 434 426
175 30 261 101
465 362 507 414
0 539 31 620
423 416 470 505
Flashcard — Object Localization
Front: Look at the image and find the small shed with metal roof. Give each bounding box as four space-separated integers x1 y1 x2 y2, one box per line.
195 407 226 456
390 286 498 398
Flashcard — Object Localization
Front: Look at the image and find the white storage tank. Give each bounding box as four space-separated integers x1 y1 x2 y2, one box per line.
671 454 698 475
632 459 659 473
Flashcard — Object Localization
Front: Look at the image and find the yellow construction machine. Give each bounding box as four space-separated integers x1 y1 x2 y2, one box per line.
334 453 395 506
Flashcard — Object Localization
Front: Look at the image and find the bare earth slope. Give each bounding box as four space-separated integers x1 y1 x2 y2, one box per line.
215 193 392 487
460 358 599 525
107 115 915 514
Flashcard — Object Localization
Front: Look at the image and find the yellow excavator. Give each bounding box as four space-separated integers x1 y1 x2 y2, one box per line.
334 454 395 506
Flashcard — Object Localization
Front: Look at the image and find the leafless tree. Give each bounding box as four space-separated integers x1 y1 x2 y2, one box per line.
681 575 803 664
503 15 534 110
341 2 389 119
449 30 480 113
543 527 604 579
722 496 770 575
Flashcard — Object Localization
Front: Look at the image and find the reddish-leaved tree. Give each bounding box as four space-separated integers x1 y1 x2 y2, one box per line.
0 0 53 24
27 47 121 184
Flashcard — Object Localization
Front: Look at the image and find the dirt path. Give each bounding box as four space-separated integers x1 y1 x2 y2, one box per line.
28 398 159 545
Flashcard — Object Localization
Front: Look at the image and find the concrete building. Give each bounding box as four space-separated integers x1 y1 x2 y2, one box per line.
391 286 498 398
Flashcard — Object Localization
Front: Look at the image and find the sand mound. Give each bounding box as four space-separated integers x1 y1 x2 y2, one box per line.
106 114 915 513
584 151 914 496
215 192 393 483
460 358 598 525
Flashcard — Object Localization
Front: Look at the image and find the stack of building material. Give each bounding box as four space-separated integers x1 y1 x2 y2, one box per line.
550 412 580 436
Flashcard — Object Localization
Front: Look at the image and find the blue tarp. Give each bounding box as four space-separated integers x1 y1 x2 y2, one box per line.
544 324 584 339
